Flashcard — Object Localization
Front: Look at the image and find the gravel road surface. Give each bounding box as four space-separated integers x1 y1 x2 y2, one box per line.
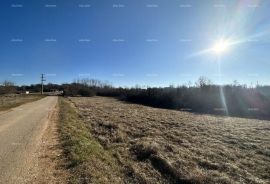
0 97 58 184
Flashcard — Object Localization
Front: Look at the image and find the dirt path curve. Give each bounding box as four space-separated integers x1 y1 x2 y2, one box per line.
0 96 64 184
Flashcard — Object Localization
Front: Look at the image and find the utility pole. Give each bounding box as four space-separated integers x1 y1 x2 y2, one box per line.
41 74 46 95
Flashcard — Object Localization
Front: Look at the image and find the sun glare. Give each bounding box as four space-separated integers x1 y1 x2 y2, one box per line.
212 39 231 55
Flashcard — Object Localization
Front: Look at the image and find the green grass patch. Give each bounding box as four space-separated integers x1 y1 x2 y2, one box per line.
58 97 123 184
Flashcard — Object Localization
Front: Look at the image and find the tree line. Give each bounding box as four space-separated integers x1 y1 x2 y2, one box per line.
1 78 270 119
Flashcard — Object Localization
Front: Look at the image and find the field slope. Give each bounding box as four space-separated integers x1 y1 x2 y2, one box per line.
61 96 270 184
0 94 44 111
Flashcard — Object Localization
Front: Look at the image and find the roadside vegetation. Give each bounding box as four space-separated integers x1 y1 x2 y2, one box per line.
58 97 124 183
0 94 44 111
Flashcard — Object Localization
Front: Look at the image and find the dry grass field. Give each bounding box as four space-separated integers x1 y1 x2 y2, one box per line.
0 94 44 111
61 96 270 184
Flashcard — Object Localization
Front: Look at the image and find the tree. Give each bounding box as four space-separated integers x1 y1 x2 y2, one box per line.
0 80 16 94
196 76 211 88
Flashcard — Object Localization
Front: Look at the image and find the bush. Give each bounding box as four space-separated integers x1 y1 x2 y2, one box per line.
0 80 17 94
78 88 95 97
97 83 270 119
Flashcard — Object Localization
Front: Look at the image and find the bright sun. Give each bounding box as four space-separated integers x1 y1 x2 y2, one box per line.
212 39 231 55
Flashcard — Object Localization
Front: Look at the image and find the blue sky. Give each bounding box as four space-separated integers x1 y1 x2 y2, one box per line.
0 0 270 87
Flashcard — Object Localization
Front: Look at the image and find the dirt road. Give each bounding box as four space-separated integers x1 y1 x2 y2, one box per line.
0 97 58 184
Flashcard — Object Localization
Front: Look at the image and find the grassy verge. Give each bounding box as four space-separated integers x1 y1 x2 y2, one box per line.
58 97 123 184
0 94 44 111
